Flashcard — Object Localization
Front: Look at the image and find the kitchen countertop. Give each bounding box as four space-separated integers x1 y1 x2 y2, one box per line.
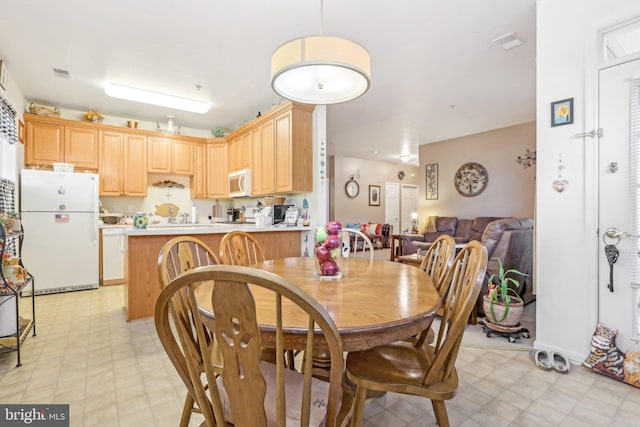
102 223 311 236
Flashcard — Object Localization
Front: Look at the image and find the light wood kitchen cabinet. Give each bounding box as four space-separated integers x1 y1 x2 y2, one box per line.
206 142 228 198
227 134 251 172
274 107 313 193
191 142 207 199
25 120 64 165
64 126 99 169
148 137 193 175
251 121 275 195
230 101 314 195
99 131 147 196
25 115 99 170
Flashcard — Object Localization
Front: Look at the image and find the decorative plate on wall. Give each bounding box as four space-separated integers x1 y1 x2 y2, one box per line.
454 162 489 197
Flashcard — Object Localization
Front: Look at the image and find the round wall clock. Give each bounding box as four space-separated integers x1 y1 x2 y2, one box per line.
397 171 405 180
345 178 360 198
454 162 489 197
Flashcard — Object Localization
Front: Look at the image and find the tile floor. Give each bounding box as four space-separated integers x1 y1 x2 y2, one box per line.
0 283 639 426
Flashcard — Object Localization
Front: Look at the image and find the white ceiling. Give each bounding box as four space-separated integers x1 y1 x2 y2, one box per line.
0 0 536 165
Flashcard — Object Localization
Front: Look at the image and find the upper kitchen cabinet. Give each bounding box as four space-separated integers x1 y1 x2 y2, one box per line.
99 131 147 196
24 114 99 170
206 141 228 198
228 101 314 195
148 137 194 175
191 142 207 199
228 132 252 173
251 121 274 196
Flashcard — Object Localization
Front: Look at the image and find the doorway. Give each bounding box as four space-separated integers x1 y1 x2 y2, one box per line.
400 184 418 233
384 182 399 234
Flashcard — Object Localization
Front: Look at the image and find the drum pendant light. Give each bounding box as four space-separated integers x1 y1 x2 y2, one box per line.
270 1 371 104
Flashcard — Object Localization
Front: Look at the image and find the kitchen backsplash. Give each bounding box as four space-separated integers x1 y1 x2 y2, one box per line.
100 173 306 223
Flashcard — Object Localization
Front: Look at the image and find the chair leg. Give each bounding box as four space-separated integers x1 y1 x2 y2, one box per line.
431 400 450 427
350 385 368 427
179 394 194 427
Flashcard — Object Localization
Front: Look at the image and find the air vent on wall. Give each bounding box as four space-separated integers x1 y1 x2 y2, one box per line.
492 32 524 50
52 68 70 78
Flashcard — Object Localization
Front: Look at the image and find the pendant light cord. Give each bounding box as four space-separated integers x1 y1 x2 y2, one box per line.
320 0 324 35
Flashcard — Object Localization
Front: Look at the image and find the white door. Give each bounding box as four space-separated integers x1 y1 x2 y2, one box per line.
598 57 640 351
400 184 418 233
384 182 399 233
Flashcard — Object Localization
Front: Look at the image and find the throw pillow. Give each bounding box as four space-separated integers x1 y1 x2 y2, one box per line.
366 223 380 236
420 216 437 234
583 322 640 388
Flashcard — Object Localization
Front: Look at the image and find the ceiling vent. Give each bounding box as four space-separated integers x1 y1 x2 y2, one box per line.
52 68 70 78
492 32 524 50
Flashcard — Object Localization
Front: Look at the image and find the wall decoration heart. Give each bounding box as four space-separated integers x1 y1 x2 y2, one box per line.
552 179 568 193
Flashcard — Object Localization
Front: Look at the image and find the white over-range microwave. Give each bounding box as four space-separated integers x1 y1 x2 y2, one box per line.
228 169 252 197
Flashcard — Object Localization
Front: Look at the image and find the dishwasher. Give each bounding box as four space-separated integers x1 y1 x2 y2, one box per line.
101 228 126 286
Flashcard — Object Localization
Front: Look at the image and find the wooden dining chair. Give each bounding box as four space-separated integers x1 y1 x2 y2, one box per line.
345 240 488 427
218 230 297 368
157 236 221 427
219 230 265 266
419 234 457 293
341 228 374 260
157 236 220 287
155 265 354 427
413 234 457 347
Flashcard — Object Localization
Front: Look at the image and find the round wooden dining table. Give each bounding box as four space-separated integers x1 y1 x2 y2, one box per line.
195 257 441 352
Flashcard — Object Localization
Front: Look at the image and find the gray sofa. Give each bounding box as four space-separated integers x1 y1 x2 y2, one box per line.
401 216 534 322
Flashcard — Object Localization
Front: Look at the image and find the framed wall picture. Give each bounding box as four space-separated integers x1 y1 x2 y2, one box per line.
368 185 381 206
426 163 438 200
0 60 7 90
551 98 573 127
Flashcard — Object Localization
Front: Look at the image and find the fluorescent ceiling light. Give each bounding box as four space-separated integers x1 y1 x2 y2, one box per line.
104 83 211 114
271 36 371 104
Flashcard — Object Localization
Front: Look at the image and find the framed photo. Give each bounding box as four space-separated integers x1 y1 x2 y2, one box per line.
426 163 438 200
18 120 24 144
368 185 381 206
0 60 7 90
551 98 573 127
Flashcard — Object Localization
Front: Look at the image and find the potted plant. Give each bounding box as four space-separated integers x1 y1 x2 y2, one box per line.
483 259 528 327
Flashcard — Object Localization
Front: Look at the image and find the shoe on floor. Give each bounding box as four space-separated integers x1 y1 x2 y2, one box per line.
529 349 553 371
551 352 570 374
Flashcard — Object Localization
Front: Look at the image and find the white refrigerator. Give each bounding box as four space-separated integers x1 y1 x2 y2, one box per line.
20 169 99 295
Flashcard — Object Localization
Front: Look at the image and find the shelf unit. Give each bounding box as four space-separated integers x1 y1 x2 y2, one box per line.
0 223 36 367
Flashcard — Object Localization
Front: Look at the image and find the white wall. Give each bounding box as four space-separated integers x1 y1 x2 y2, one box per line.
330 155 419 225
418 122 536 220
536 0 640 361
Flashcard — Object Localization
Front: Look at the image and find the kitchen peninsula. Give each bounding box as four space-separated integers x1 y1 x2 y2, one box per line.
122 224 309 320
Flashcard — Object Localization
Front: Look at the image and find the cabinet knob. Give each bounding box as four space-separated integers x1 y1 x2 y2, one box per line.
59 204 66 210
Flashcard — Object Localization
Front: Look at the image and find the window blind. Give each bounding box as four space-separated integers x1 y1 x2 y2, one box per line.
630 78 640 336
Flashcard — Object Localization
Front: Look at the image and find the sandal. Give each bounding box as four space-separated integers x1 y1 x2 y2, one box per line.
551 352 570 374
529 349 552 371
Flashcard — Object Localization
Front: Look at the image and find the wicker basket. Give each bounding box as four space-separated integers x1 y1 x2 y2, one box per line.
264 196 286 205
28 102 60 117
